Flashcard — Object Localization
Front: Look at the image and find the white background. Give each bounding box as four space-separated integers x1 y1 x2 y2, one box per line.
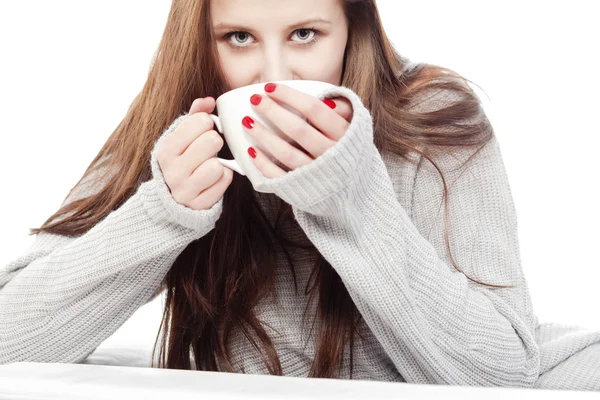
0 0 598 354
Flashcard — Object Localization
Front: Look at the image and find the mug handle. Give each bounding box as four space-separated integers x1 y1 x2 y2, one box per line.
208 114 246 176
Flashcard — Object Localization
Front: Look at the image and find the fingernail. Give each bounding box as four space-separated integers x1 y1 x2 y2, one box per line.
248 147 257 159
242 116 254 129
264 83 277 93
323 99 336 109
250 94 262 106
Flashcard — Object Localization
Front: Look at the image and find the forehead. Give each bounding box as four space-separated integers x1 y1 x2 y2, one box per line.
210 0 344 26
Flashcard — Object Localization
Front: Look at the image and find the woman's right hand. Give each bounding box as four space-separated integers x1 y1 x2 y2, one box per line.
156 97 234 211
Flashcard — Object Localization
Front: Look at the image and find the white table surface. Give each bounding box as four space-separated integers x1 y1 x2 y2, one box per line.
0 362 596 400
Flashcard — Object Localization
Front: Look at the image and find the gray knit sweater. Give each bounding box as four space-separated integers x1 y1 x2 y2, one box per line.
1 85 600 391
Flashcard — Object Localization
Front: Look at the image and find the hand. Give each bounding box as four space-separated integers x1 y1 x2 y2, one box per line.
241 83 354 179
155 97 234 211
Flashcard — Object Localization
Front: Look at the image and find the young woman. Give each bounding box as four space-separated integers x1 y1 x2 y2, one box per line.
2 0 599 391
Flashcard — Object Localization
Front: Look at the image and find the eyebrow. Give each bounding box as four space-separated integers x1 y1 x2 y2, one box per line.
214 18 332 31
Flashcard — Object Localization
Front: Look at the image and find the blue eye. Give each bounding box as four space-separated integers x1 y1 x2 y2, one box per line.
222 27 321 50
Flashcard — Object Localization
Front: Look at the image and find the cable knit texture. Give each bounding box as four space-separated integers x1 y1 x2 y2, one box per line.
1 83 600 391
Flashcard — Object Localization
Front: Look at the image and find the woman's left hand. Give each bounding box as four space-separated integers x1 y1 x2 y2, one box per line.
242 82 354 178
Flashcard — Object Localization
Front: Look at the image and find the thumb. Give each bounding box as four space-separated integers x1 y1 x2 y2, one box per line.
189 97 216 115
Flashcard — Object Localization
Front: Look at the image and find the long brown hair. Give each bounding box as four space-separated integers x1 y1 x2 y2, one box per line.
30 0 515 378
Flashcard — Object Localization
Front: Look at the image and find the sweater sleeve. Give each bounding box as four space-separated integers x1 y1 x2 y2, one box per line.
0 113 223 365
258 85 540 387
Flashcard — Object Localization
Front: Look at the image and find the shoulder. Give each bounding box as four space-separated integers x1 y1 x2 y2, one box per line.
406 79 477 114
379 77 498 215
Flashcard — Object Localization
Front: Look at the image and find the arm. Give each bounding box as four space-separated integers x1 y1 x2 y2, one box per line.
259 85 540 387
0 114 221 365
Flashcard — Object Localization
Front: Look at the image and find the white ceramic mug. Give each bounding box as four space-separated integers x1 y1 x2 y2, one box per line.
208 79 337 193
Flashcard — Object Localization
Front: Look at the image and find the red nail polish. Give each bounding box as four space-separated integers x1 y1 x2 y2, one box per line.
323 99 336 109
242 116 254 129
250 94 262 105
264 83 277 93
248 147 257 159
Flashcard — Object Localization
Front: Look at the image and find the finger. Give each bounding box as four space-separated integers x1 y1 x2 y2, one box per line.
190 97 218 158
189 97 215 114
250 94 336 159
322 97 353 123
176 129 223 176
190 167 234 210
261 83 350 141
247 146 287 179
241 115 315 170
163 112 215 158
186 158 226 197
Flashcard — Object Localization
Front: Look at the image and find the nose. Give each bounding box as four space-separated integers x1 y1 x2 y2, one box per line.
258 46 295 83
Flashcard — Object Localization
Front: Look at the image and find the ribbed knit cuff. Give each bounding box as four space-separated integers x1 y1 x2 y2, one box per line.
258 85 376 211
141 113 224 234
